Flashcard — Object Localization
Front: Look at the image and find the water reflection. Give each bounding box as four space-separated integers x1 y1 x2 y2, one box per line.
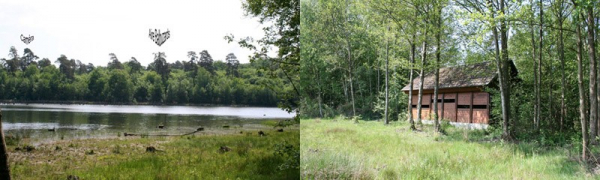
0 104 294 142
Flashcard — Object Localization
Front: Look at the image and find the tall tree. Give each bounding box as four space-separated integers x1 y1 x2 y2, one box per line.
457 0 512 139
226 53 240 77
75 60 87 75
585 0 597 142
126 57 142 74
199 50 215 74
108 53 124 70
572 0 588 160
152 52 170 81
384 21 390 125
38 58 51 69
55 55 75 80
408 31 416 130
344 0 357 119
5 46 20 74
22 48 38 71
530 0 540 131
538 0 544 132
552 0 568 132
186 51 198 73
498 0 512 139
433 0 444 132
416 1 430 126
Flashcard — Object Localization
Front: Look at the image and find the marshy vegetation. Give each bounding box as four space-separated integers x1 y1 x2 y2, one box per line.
8 127 299 179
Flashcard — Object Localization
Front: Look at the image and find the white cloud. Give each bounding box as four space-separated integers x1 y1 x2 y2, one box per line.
0 0 268 66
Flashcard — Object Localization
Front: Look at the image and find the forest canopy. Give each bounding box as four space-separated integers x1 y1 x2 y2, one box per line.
0 46 294 106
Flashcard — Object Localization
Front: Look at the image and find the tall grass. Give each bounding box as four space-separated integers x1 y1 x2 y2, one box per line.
9 129 299 180
301 118 592 179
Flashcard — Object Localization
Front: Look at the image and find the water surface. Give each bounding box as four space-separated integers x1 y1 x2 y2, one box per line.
0 104 294 143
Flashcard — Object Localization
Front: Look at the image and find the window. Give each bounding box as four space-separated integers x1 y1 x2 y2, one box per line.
412 105 430 108
457 105 470 109
473 105 487 109
431 99 456 103
443 99 455 103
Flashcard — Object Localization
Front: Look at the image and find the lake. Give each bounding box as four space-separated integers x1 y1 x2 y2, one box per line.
0 104 295 143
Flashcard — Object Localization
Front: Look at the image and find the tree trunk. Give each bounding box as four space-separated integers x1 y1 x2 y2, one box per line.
500 0 511 139
408 33 416 130
530 1 539 131
344 0 356 121
490 0 511 140
316 69 323 118
434 5 442 132
417 27 429 126
385 23 390 125
587 6 597 143
558 0 566 132
417 60 425 126
538 0 543 132
575 8 588 161
0 110 11 180
349 58 356 120
347 45 356 120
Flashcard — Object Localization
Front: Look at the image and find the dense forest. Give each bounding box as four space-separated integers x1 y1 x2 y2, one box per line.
0 46 294 106
300 0 600 160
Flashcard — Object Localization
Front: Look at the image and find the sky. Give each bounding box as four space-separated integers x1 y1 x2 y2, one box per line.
0 0 269 67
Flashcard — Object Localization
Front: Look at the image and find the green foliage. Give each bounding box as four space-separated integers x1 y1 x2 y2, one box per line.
227 0 300 113
107 69 133 102
0 48 287 106
273 142 300 170
300 0 433 119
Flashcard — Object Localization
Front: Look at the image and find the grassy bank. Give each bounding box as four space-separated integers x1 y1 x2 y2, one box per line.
301 118 595 179
8 128 299 179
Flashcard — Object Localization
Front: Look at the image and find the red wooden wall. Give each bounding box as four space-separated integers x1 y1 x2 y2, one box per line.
411 92 489 124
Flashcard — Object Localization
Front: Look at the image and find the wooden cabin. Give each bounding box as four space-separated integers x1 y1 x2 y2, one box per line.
401 61 517 125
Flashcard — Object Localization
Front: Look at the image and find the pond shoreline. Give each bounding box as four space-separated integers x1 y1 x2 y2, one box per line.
0 100 279 108
6 123 298 146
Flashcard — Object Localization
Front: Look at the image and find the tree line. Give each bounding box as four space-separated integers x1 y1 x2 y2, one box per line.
0 46 291 106
301 0 600 161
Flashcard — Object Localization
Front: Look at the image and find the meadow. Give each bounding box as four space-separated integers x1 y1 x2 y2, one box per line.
301 118 597 179
7 127 299 180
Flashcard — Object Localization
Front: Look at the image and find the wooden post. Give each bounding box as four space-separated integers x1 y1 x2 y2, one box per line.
470 92 474 124
441 93 445 121
0 109 11 180
455 92 459 122
487 92 491 124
